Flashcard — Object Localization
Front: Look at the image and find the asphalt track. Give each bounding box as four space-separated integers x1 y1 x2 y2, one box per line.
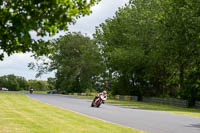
26 94 200 133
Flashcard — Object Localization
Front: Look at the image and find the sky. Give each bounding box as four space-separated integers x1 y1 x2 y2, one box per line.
0 0 129 80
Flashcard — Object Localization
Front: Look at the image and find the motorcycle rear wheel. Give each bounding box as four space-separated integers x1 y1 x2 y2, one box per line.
96 101 101 108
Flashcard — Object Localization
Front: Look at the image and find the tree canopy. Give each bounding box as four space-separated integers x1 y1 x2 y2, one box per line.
30 0 200 106
31 32 105 93
0 74 52 91
94 0 200 104
0 0 100 60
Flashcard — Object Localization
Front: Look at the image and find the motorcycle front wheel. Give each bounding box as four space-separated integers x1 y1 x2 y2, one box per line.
91 98 96 107
91 101 95 107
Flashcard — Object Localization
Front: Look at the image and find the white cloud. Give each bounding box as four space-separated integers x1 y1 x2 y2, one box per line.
0 53 55 80
69 0 129 36
0 0 129 80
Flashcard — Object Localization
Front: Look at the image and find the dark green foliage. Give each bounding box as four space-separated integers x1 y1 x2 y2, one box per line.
0 74 27 91
0 74 50 91
181 69 200 107
48 32 104 93
28 80 49 91
94 0 163 97
31 0 200 106
94 0 200 104
0 0 101 60
47 77 56 90
16 76 29 90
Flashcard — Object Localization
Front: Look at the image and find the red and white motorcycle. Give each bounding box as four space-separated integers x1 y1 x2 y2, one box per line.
91 94 107 108
29 88 33 94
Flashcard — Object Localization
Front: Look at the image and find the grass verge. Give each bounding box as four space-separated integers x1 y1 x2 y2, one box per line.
19 90 47 94
107 99 200 117
70 95 200 118
0 92 145 133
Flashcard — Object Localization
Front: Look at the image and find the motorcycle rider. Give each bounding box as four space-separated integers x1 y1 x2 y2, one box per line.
29 87 33 94
94 90 107 104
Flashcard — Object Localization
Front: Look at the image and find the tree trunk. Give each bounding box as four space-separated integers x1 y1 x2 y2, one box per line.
179 64 184 89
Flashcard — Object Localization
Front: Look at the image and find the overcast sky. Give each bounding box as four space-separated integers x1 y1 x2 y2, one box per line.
0 0 129 80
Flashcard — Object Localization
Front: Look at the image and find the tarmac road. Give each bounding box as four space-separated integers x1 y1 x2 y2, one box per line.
26 94 200 133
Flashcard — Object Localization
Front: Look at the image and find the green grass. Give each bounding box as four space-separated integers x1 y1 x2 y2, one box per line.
70 95 200 118
19 90 47 94
107 99 200 117
0 92 145 133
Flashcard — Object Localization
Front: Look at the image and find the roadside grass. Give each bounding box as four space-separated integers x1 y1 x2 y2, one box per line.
20 90 47 94
107 99 200 117
0 92 145 133
70 95 200 118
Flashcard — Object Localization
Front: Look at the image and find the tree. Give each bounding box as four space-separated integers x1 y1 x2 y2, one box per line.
47 77 56 90
0 0 101 60
94 0 163 98
158 0 200 89
16 76 29 90
94 0 200 101
28 80 49 91
28 0 200 105
0 74 51 91
181 69 200 107
29 32 105 93
49 32 104 93
0 75 20 91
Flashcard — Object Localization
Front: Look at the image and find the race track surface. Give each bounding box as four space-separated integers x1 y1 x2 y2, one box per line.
26 94 200 133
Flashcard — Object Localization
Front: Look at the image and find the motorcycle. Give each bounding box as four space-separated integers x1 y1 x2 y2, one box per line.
29 89 33 94
91 95 105 108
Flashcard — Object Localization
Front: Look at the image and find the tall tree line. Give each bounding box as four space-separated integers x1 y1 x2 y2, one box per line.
94 0 200 105
39 32 105 93
33 0 200 106
0 74 55 91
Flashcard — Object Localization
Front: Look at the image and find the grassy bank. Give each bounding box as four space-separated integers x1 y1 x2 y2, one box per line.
107 99 200 117
0 92 145 133
20 90 47 94
70 95 200 118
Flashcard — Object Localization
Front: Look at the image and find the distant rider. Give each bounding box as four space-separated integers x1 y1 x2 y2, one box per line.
29 87 33 94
